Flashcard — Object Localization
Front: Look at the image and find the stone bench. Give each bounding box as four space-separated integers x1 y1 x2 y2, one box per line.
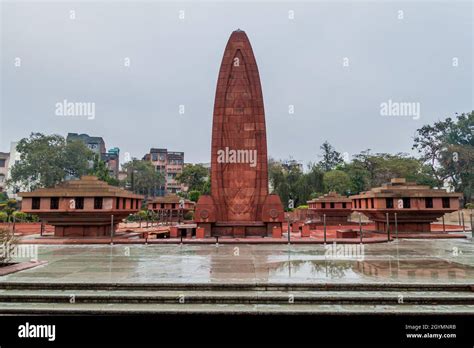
336 229 358 239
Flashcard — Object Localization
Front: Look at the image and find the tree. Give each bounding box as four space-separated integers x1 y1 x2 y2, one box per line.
188 190 201 202
268 158 324 209
268 158 292 209
89 154 119 186
347 150 437 190
340 162 370 194
8 133 93 190
122 159 164 197
202 177 211 195
305 165 325 196
176 164 209 192
64 140 94 178
413 111 474 202
323 170 351 194
317 141 343 172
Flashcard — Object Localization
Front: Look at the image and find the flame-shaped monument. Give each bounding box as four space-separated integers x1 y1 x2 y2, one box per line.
194 30 284 237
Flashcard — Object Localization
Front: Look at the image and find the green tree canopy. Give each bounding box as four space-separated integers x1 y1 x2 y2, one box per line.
122 159 164 197
316 141 343 172
413 111 473 203
269 158 324 209
323 170 351 194
188 190 201 202
89 154 119 186
341 150 437 194
9 133 93 190
176 164 209 192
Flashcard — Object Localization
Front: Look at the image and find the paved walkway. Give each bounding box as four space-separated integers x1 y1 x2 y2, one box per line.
2 238 473 284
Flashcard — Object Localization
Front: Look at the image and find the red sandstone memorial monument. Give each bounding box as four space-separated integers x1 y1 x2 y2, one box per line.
147 195 195 222
194 30 284 237
351 178 462 233
307 192 353 225
20 176 144 237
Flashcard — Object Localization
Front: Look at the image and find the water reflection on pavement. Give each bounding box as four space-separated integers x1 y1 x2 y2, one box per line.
2 238 473 284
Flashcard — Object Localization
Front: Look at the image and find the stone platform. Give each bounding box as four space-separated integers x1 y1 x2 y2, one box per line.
3 239 474 284
1 239 474 314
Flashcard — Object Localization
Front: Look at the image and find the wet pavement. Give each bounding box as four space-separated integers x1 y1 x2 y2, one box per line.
2 238 473 284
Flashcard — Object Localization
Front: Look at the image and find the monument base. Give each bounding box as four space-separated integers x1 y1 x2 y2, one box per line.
313 211 352 225
54 224 118 237
194 194 285 238
197 221 282 238
374 221 432 233
365 210 449 233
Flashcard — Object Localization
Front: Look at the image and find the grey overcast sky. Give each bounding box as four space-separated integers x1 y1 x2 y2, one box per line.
1 0 472 167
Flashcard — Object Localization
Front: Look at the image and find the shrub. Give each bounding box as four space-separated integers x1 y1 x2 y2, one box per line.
27 214 39 222
137 210 148 219
188 190 201 202
0 212 7 222
12 211 28 222
184 211 194 220
0 192 8 203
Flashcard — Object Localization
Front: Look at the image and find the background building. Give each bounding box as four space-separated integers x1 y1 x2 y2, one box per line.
5 142 25 198
282 159 303 172
67 133 106 155
105 147 120 178
66 133 119 179
143 148 185 196
0 152 10 193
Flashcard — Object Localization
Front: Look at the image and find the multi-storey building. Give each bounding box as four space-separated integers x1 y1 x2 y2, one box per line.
66 133 119 178
5 142 24 198
282 159 303 172
143 148 186 195
0 152 10 193
67 133 106 155
105 147 120 178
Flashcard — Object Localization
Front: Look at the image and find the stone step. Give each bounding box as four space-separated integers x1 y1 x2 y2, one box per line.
0 302 473 315
0 289 473 305
1 282 472 313
0 282 472 292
